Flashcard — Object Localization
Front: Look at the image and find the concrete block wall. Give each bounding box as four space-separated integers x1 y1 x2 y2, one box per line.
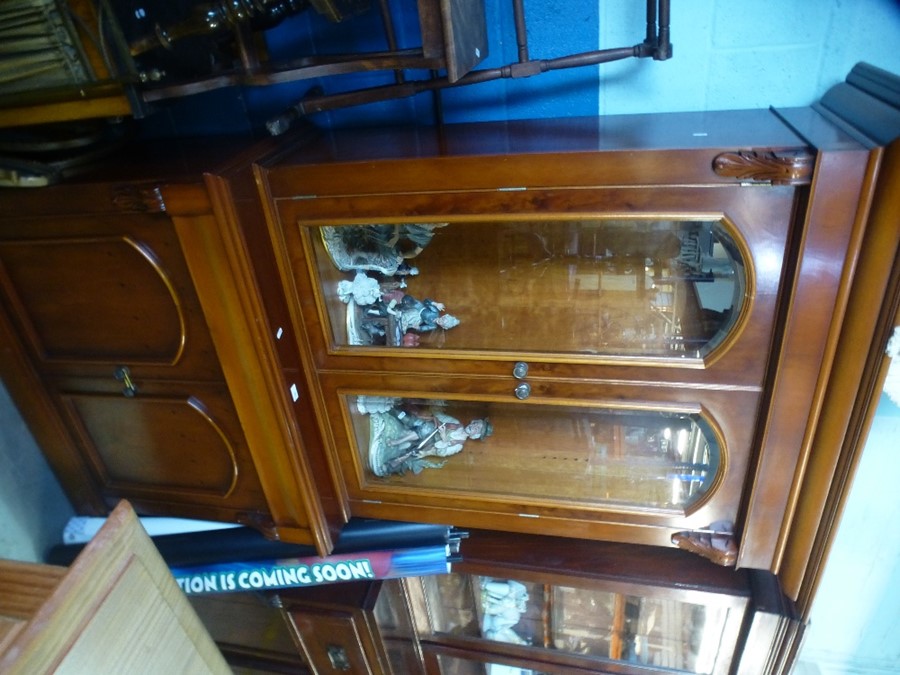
598 0 900 114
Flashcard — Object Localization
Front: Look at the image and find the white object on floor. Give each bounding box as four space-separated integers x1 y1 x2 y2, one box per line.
63 516 241 544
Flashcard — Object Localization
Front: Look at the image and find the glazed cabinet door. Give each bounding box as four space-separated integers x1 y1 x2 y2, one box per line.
0 204 267 520
285 184 792 389
318 373 755 549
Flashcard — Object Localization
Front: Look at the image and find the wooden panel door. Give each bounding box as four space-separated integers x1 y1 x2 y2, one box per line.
54 382 266 514
0 204 267 522
0 216 220 380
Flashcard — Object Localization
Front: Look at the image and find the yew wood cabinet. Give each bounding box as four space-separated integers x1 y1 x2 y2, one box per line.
252 106 876 575
0 77 892 581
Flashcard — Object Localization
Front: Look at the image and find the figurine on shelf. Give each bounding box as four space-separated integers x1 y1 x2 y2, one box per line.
356 396 400 415
383 292 460 334
338 274 459 346
337 271 382 306
480 578 529 645
321 223 447 275
367 405 492 476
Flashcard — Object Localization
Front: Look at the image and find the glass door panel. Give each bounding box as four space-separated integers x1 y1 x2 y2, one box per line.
551 586 730 672
350 395 722 513
312 219 746 361
417 573 738 674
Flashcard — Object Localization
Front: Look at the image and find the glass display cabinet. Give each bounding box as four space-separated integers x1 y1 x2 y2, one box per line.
254 108 871 570
401 571 746 674
338 530 792 675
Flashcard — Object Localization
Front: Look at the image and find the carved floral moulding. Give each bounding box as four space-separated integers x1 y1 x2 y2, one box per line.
671 521 737 566
713 148 814 186
111 184 166 213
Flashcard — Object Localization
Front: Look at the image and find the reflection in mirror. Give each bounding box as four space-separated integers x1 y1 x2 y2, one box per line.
312 219 746 360
421 573 733 674
350 396 721 513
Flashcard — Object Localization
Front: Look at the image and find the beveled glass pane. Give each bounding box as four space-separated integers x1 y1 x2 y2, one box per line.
350 396 720 512
312 219 745 359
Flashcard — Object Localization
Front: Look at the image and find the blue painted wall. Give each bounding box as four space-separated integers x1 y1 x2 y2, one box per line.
138 0 598 136
138 0 900 139
795 391 900 674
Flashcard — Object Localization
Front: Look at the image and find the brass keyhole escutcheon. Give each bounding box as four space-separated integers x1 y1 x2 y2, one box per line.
114 365 137 398
326 644 351 671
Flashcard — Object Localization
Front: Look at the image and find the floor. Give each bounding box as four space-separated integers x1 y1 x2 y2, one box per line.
0 379 74 563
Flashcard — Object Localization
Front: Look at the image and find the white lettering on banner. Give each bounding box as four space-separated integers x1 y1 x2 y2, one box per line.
311 560 374 583
176 559 375 594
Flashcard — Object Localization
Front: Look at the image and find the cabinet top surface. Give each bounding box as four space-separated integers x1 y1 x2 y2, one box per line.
265 109 807 169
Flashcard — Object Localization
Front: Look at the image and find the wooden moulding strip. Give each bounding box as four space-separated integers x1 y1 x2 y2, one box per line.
780 139 900 610
164 178 336 554
736 142 875 573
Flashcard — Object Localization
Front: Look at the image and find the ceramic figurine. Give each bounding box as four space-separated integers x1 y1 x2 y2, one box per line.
337 271 382 305
366 404 491 476
340 276 459 346
480 578 529 645
322 223 446 275
385 294 460 334
356 396 400 415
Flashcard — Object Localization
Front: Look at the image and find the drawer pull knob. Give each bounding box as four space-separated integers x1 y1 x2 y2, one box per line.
512 361 529 379
514 382 531 400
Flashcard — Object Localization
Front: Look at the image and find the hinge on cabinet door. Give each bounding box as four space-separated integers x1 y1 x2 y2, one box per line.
712 148 814 186
671 521 737 567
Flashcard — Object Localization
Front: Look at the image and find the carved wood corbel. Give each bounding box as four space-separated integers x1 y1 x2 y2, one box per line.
236 511 279 540
671 521 737 566
713 148 814 185
110 184 167 213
